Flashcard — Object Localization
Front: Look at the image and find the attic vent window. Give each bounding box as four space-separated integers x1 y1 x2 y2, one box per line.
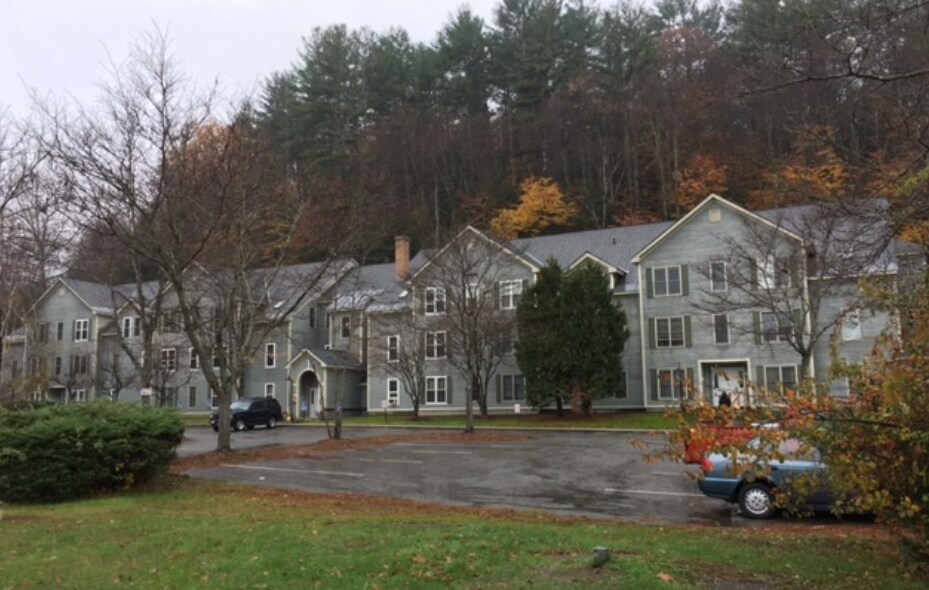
708 207 722 223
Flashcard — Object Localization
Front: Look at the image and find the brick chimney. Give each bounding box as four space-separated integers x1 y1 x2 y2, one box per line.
395 235 411 281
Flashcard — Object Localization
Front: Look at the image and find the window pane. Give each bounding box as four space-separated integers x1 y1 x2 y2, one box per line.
711 262 726 291
656 318 670 347
781 366 797 388
654 268 667 296
667 267 681 294
765 367 780 388
762 312 778 342
714 314 728 344
670 318 684 346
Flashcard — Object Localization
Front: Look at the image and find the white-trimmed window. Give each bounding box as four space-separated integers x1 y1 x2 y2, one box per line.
387 378 400 406
425 287 446 315
764 365 798 392
160 348 177 371
652 266 682 297
501 374 526 401
426 376 448 404
70 354 88 375
264 383 275 398
189 348 199 370
655 317 685 348
387 335 400 362
466 281 480 301
121 316 140 338
761 312 792 343
499 280 523 310
54 356 62 377
75 389 87 402
842 309 861 341
309 307 316 328
710 262 727 292
713 314 729 345
188 385 198 408
425 331 446 359
340 316 351 338
73 319 89 342
657 368 686 400
265 343 276 368
56 321 64 341
758 256 791 289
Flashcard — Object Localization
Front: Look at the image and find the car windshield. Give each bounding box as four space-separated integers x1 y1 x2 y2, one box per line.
230 400 251 411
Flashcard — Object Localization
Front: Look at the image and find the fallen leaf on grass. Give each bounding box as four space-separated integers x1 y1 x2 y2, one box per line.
658 572 673 583
412 555 427 564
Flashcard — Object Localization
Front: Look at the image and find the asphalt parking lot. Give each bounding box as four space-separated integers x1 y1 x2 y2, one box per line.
181 426 742 526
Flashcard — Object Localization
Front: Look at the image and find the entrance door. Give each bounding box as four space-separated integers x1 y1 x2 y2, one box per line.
708 364 747 407
299 372 320 419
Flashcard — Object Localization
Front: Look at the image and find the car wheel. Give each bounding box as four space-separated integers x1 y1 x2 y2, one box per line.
267 416 277 429
738 482 776 519
234 418 246 432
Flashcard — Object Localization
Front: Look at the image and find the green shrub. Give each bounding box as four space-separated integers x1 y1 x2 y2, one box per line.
0 402 184 503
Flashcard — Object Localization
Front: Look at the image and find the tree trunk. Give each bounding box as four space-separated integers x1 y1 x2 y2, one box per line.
464 381 475 433
555 396 564 418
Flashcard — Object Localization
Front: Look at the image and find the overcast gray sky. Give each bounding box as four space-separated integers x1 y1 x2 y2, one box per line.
1 0 499 116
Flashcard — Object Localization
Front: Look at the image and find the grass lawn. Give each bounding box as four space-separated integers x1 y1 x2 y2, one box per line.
0 478 923 590
340 411 679 430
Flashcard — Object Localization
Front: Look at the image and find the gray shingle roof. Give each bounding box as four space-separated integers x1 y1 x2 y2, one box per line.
510 222 674 291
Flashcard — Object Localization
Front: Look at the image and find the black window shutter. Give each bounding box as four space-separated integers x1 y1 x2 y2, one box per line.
650 369 659 402
681 265 689 295
645 268 653 298
495 374 502 404
753 312 762 345
684 316 692 347
648 318 656 348
446 377 452 405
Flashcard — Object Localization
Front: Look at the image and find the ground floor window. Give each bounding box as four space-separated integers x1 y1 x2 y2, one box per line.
387 378 400 406
763 365 798 392
500 374 526 402
426 376 448 405
265 382 275 398
657 368 687 400
188 385 198 408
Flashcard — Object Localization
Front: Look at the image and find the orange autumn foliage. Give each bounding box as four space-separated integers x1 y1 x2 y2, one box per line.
673 155 728 212
490 177 577 240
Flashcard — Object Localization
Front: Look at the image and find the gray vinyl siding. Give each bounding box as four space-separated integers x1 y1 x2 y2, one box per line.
639 203 805 405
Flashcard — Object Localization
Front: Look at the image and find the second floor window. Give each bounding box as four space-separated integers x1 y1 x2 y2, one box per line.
38 323 48 342
189 348 199 370
843 309 861 341
69 355 88 375
73 319 89 342
54 356 62 376
656 317 685 348
56 321 64 341
425 331 446 359
761 312 792 343
161 310 180 333
425 287 446 314
265 343 276 368
710 262 728 292
161 348 177 371
713 314 729 345
653 266 682 297
499 280 523 310
387 335 400 362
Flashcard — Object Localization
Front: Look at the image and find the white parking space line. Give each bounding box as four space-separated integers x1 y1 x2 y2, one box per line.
408 450 473 455
221 464 365 478
354 458 424 464
604 488 705 498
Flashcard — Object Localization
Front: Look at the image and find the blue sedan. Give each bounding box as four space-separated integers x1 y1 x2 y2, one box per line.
698 437 834 519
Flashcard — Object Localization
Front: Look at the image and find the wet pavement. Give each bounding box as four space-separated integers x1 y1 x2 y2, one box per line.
180 426 741 525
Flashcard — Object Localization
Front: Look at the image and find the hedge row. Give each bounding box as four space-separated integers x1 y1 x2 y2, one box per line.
0 402 184 503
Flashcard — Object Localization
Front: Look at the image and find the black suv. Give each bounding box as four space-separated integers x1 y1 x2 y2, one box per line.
211 397 283 432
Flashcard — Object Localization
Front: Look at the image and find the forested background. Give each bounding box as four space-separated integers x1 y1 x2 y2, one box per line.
250 0 929 256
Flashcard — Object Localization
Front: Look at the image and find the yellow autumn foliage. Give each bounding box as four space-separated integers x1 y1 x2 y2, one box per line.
490 177 577 240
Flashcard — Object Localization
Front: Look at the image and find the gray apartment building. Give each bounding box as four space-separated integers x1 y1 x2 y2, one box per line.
0 195 914 416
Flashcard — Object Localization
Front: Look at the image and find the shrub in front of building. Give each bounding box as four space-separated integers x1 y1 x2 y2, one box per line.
0 401 184 503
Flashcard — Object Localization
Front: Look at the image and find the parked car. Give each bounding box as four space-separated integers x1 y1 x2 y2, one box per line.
697 437 834 518
211 397 283 432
